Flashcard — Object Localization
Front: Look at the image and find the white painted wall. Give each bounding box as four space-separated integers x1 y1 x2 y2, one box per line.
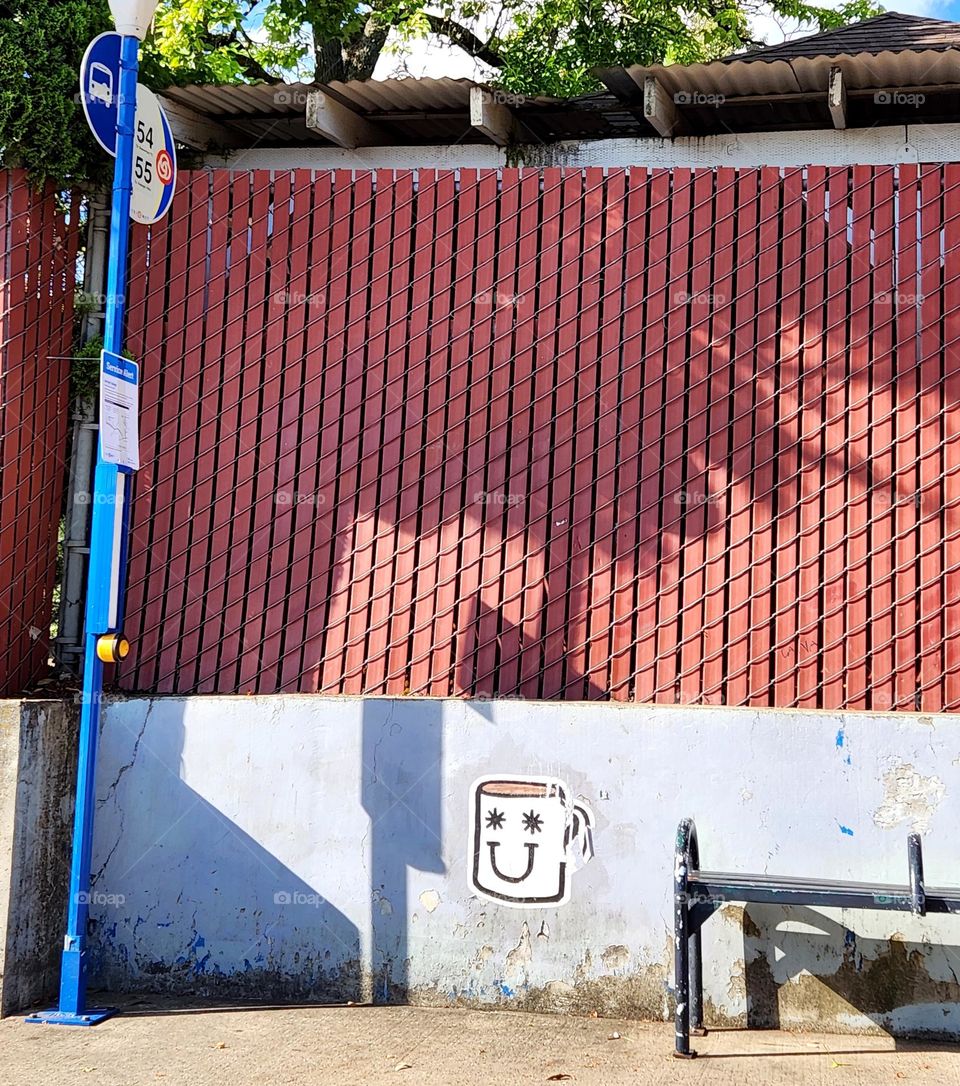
202 122 960 172
90 697 960 1035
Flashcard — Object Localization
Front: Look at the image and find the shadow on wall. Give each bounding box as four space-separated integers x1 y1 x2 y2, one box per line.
726 905 960 1039
458 600 608 704
362 699 444 1003
88 703 361 1002
87 697 444 1007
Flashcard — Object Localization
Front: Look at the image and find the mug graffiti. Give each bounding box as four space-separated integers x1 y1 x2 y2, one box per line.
469 775 594 907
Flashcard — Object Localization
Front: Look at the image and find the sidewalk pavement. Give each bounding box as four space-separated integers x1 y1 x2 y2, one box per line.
1 1001 955 1086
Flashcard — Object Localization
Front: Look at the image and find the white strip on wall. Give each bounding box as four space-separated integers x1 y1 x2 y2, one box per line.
201 122 960 173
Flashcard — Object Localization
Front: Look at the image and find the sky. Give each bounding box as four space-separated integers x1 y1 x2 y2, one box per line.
372 0 960 81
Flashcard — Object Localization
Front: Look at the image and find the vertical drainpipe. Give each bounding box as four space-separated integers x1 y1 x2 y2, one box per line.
54 191 110 676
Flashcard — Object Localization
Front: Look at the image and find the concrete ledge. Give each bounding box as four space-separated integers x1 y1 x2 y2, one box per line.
86 696 960 1037
0 700 77 1016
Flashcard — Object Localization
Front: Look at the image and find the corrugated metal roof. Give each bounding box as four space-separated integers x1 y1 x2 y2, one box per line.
725 12 960 63
160 77 573 147
324 76 557 112
597 48 960 104
162 77 558 119
325 76 472 113
159 44 960 152
161 81 315 117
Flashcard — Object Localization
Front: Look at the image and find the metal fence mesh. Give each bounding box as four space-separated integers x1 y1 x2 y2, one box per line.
0 171 79 693
117 164 960 710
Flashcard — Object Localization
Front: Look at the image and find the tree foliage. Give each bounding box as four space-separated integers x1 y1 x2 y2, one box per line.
1 0 882 186
0 0 113 186
141 0 882 94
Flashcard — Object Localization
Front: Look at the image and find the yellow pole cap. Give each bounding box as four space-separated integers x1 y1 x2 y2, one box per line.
96 634 130 664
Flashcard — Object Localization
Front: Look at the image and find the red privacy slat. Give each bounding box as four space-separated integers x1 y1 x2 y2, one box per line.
919 165 944 712
846 165 873 709
0 173 78 694
112 165 960 713
609 167 644 701
772 167 803 706
635 169 670 703
894 165 921 710
944 165 960 711
870 166 898 711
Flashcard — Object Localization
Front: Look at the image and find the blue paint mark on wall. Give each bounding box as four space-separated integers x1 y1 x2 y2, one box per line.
836 728 845 748
838 824 855 836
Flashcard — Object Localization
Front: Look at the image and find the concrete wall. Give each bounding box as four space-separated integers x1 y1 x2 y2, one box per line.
89 696 960 1037
0 700 78 1016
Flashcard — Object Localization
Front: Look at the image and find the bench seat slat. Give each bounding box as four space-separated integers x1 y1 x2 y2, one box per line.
689 871 960 912
693 870 905 893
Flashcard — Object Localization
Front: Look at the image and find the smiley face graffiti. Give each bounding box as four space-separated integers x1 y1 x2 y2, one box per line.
468 775 594 908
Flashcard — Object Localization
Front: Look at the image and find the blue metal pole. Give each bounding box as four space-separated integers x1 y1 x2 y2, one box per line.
27 33 139 1027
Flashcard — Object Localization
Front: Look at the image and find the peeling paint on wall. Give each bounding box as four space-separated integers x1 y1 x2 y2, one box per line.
600 945 630 970
873 763 945 833
419 890 440 913
504 923 532 979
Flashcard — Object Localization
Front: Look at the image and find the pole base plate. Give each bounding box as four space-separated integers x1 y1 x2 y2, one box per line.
25 1008 118 1027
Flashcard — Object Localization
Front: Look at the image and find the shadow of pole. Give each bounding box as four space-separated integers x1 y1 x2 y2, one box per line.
362 699 445 1003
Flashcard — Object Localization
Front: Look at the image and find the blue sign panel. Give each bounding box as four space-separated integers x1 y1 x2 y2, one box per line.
80 32 123 156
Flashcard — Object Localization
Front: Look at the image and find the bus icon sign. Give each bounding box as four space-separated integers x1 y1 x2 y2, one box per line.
87 62 114 107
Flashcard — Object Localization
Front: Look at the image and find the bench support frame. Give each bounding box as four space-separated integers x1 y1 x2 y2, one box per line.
672 817 936 1058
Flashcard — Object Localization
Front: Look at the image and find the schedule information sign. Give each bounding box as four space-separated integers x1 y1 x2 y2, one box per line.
99 350 140 471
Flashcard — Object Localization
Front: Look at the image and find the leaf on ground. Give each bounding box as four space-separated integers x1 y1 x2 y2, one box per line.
546 1075 572 1081
394 1062 412 1072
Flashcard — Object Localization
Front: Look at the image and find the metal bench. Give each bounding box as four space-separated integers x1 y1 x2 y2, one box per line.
672 817 960 1057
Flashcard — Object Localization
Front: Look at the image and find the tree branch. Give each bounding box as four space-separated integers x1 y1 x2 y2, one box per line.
424 14 505 68
235 25 281 82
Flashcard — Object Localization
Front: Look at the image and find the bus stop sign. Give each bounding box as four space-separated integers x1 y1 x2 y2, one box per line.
80 31 177 224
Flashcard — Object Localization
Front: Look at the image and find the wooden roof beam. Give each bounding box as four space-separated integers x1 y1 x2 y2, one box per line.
643 76 678 138
829 66 847 130
305 90 380 149
469 87 514 146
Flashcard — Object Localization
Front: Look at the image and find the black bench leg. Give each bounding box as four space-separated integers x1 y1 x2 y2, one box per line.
689 923 706 1036
674 885 693 1057
674 818 698 1058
